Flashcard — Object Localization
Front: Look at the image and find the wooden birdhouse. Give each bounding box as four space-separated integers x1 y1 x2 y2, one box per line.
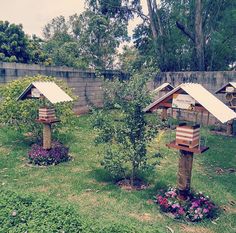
176 123 200 149
38 107 56 121
215 82 236 111
144 83 236 200
18 81 73 149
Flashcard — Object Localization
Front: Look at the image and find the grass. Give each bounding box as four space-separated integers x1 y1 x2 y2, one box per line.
0 113 236 233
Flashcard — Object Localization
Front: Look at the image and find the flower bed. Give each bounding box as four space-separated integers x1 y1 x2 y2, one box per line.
155 187 218 222
28 141 70 166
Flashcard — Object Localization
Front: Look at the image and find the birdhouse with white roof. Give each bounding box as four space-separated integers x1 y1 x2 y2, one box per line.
215 82 236 111
18 81 73 149
144 83 236 200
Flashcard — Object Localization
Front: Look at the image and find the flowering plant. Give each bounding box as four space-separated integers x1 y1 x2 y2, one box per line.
155 187 218 222
28 141 70 166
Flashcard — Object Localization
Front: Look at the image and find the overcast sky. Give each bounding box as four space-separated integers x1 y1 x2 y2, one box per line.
0 0 148 38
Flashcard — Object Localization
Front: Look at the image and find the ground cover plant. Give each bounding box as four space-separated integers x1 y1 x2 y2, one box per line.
0 114 235 232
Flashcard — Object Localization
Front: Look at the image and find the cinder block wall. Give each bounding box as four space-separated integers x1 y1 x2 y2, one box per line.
0 62 235 119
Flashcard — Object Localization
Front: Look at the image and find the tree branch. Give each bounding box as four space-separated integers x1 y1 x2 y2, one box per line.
176 21 195 42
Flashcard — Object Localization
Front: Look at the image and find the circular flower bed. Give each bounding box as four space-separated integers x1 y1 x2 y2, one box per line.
28 141 70 166
155 187 218 222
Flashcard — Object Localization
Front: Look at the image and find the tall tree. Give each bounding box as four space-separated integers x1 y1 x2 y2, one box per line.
0 21 30 63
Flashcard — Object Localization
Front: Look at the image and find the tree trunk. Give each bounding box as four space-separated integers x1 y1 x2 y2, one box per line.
146 0 159 49
146 0 165 70
195 0 205 71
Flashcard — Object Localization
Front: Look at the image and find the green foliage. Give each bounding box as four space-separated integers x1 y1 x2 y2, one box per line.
92 73 160 183
0 75 77 140
107 0 236 71
43 10 129 69
0 189 88 232
78 10 129 69
28 35 52 66
0 21 50 65
0 21 30 63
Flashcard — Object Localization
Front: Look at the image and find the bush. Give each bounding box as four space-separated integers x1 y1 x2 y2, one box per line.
28 141 70 166
0 75 77 140
155 187 218 222
0 190 88 232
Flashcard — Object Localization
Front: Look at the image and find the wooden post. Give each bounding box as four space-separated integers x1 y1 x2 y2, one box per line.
177 150 194 200
43 123 52 150
161 108 168 121
226 120 233 136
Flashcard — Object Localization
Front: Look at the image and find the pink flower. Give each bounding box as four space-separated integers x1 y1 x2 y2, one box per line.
178 207 185 215
192 200 200 208
171 203 180 209
203 208 209 213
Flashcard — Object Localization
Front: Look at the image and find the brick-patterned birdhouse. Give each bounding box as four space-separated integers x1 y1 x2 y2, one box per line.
38 107 56 121
176 123 200 149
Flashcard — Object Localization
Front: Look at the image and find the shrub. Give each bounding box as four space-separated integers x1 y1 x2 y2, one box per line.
0 189 88 232
155 187 218 222
28 141 70 166
93 73 160 185
0 75 77 140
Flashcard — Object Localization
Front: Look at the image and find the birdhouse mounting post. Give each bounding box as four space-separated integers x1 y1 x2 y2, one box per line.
177 150 194 200
43 123 52 150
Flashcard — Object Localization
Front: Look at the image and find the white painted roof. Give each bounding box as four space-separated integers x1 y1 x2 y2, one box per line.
18 82 73 104
144 83 236 123
215 82 236 94
152 83 174 94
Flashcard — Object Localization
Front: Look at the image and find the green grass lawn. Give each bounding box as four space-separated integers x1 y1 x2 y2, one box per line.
0 114 235 233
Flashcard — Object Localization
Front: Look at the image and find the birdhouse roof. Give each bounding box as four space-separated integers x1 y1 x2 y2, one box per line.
152 83 174 94
144 83 236 123
18 82 73 104
215 82 236 94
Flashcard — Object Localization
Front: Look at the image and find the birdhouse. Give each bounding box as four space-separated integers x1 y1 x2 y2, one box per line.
18 81 73 103
215 82 236 110
176 123 200 148
18 81 73 149
38 107 56 121
144 83 236 200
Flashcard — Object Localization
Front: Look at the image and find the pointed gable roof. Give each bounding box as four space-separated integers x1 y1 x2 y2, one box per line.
215 82 236 94
152 83 174 94
18 82 73 104
144 83 236 123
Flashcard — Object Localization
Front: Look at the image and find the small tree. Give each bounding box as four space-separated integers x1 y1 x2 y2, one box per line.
93 73 159 186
